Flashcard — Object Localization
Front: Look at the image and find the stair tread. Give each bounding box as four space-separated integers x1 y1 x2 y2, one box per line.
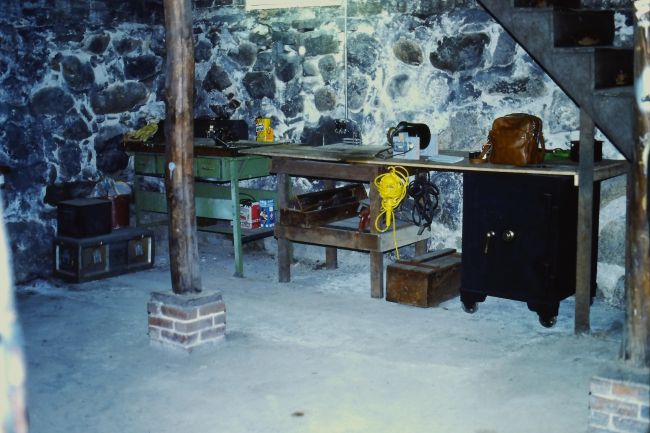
594 86 634 97
553 46 632 53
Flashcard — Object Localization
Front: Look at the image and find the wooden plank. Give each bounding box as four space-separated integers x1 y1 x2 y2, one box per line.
275 224 379 251
323 179 338 270
291 183 366 211
623 11 650 367
376 224 432 252
575 109 595 333
369 176 384 298
163 0 201 294
241 143 390 161
126 140 278 157
277 172 291 283
271 158 383 181
246 143 628 180
280 203 361 228
230 158 243 277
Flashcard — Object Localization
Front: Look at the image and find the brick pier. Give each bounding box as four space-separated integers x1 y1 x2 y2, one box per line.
588 367 650 433
147 291 226 351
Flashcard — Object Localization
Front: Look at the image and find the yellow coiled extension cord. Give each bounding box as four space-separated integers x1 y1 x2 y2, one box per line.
373 166 409 259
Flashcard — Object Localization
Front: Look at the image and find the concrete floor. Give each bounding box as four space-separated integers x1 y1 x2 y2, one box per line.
17 242 625 433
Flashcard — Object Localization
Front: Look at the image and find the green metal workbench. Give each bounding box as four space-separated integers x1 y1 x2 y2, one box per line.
127 142 276 277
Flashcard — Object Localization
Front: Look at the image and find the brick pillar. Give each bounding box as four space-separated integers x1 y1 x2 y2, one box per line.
589 367 650 433
147 291 225 351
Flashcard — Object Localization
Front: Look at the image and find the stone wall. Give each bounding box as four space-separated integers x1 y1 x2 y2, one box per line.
0 0 630 306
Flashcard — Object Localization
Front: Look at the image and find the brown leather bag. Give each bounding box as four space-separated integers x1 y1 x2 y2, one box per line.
487 113 546 166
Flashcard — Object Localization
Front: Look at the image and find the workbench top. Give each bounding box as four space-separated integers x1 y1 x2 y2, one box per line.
239 143 628 183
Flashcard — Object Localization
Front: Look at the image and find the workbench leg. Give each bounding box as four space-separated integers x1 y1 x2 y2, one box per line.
370 252 384 298
230 159 244 278
323 179 338 270
575 109 595 334
415 239 428 256
277 173 291 283
369 170 384 298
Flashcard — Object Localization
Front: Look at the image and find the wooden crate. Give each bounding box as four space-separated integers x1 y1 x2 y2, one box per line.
280 183 367 228
386 248 461 307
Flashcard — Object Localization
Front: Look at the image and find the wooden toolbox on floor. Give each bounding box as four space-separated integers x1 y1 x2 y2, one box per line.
386 248 461 307
53 227 155 283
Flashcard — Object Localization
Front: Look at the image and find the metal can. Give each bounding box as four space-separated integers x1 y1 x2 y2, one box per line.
259 199 275 228
255 117 274 142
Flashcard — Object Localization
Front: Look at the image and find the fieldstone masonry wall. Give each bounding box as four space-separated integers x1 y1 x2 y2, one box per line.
148 291 226 351
0 0 632 306
589 370 650 433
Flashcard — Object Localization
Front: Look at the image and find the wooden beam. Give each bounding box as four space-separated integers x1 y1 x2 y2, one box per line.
163 0 201 294
277 173 291 283
623 2 650 367
575 109 595 334
323 179 338 270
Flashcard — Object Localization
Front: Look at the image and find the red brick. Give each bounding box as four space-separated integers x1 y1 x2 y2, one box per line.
587 427 613 433
161 305 198 320
612 382 650 404
174 317 213 334
589 410 611 428
147 302 160 315
148 316 173 329
198 302 225 316
161 330 198 346
200 325 226 341
590 395 639 418
213 312 226 326
612 415 649 433
148 327 161 339
591 377 613 396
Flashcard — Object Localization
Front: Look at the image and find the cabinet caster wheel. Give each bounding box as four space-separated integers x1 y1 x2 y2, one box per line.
462 301 479 314
538 315 557 328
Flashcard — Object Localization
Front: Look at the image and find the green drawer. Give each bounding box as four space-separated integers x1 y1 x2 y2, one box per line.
222 157 271 180
196 157 224 180
134 154 157 174
155 155 167 174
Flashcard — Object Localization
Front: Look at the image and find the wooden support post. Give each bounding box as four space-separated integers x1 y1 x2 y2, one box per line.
369 169 384 298
163 0 201 294
623 2 650 367
323 179 338 270
414 171 429 257
230 158 243 277
277 172 291 283
575 109 595 334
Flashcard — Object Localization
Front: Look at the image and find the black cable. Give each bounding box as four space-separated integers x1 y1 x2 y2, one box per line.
406 173 439 232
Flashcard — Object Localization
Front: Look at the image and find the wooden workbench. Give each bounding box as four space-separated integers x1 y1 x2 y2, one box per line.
127 141 277 277
242 143 629 330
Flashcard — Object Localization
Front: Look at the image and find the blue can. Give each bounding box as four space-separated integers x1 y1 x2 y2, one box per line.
259 199 275 228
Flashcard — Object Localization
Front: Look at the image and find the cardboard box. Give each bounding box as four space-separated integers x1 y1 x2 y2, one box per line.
239 202 260 229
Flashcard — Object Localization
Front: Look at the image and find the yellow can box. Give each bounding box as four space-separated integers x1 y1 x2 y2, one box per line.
255 117 274 142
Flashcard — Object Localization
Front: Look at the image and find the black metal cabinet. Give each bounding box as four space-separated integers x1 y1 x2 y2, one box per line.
461 172 598 326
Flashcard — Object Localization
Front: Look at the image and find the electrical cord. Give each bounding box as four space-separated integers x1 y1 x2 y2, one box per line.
374 165 409 259
407 173 439 234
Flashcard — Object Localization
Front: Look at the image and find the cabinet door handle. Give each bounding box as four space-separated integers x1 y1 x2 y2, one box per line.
502 230 516 242
484 230 496 255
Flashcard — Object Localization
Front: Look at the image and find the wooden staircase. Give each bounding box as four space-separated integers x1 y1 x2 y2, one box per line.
477 0 634 161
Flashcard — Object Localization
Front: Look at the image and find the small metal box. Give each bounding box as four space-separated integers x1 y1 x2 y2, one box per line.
57 198 112 238
54 227 154 283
